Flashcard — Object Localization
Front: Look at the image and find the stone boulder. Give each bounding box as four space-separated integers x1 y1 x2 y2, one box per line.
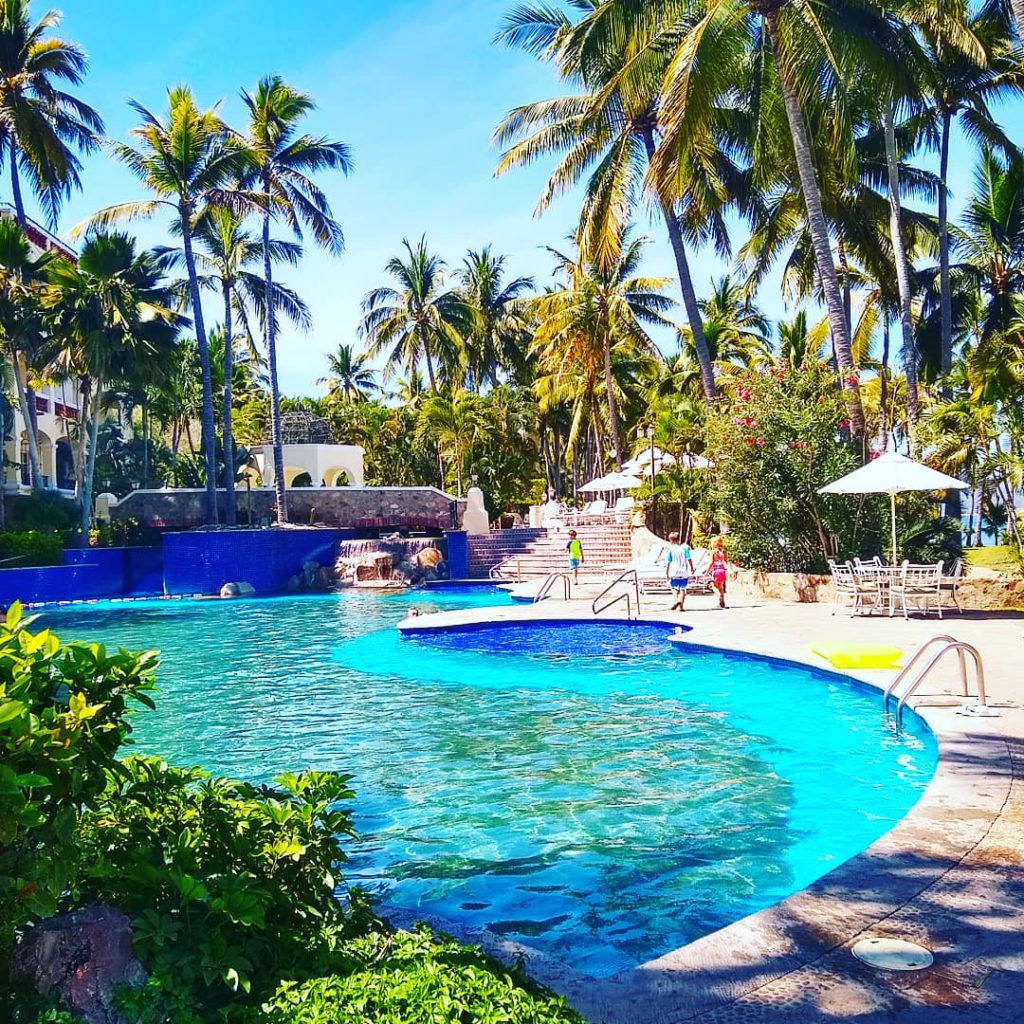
415 547 444 569
12 905 146 1024
219 581 256 598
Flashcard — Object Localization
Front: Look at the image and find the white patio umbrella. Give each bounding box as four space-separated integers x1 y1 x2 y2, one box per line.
603 471 644 491
818 451 967 562
579 475 612 493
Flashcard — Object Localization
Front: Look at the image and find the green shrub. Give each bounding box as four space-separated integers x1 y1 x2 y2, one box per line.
0 530 65 568
0 603 157 948
6 492 80 534
246 926 582 1024
78 757 360 1010
88 516 158 548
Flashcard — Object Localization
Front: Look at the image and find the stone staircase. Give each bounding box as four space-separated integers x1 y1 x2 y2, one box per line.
467 524 633 580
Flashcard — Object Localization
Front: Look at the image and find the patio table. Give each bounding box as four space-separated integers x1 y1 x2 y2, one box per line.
853 563 904 617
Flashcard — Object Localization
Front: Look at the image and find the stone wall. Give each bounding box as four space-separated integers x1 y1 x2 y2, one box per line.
112 486 465 531
729 567 1020 610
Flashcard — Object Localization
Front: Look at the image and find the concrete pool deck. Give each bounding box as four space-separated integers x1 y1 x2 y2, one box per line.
396 592 1024 1023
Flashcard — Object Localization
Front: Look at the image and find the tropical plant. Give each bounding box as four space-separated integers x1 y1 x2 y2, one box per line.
360 236 468 393
0 603 158 952
45 232 179 537
316 342 377 402
0 0 102 226
78 86 252 525
417 389 482 495
241 74 352 524
701 362 877 570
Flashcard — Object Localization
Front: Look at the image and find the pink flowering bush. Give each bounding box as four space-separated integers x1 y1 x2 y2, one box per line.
700 363 883 571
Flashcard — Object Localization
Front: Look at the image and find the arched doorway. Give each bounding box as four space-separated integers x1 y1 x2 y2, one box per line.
55 438 74 490
324 469 350 487
20 430 53 487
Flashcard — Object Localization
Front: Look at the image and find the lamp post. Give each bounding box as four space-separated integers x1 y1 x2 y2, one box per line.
646 424 656 534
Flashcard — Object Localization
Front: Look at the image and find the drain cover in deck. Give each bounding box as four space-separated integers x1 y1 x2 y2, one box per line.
852 937 934 971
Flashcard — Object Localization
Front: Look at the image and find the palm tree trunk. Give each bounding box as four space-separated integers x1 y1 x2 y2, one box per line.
75 380 90 496
837 238 852 334
879 320 890 450
9 137 26 225
883 99 919 439
764 11 865 443
10 351 42 490
420 327 438 394
80 381 102 542
181 212 220 525
641 128 717 405
222 281 237 525
142 400 150 488
602 336 624 470
938 107 953 376
262 189 288 524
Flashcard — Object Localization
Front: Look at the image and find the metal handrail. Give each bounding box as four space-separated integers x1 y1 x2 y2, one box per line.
883 634 964 714
489 556 523 582
893 641 987 730
534 572 571 603
592 569 640 618
594 590 632 619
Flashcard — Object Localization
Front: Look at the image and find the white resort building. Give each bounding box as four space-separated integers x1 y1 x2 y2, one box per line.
1 204 81 498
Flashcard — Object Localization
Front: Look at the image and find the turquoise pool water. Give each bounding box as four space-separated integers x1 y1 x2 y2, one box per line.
43 590 936 977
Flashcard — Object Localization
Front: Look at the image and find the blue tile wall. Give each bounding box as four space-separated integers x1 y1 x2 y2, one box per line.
161 529 360 596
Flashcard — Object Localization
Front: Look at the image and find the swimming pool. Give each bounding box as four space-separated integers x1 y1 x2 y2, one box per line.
44 591 936 977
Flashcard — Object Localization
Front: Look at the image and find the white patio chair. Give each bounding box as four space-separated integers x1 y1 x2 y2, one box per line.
829 559 882 616
891 561 944 619
939 557 965 614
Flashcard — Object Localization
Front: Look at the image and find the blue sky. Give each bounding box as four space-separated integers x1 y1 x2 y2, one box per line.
13 1 1023 395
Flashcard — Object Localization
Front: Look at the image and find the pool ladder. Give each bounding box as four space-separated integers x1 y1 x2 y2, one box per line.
883 634 988 729
533 571 572 603
591 569 641 619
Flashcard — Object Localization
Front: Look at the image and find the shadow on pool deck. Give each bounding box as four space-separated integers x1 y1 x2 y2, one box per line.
557 731 1024 1024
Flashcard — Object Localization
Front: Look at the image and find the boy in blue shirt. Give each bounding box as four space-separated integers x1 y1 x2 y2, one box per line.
665 531 694 611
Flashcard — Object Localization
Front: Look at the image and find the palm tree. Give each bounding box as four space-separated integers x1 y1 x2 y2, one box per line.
317 342 377 402
0 216 51 488
457 246 533 388
241 74 352 524
914 1 1023 374
777 310 830 368
951 149 1024 346
531 231 673 469
360 237 468 393
77 87 252 525
0 0 102 227
44 233 178 537
652 0 900 441
494 1 724 405
418 390 482 496
155 208 309 524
